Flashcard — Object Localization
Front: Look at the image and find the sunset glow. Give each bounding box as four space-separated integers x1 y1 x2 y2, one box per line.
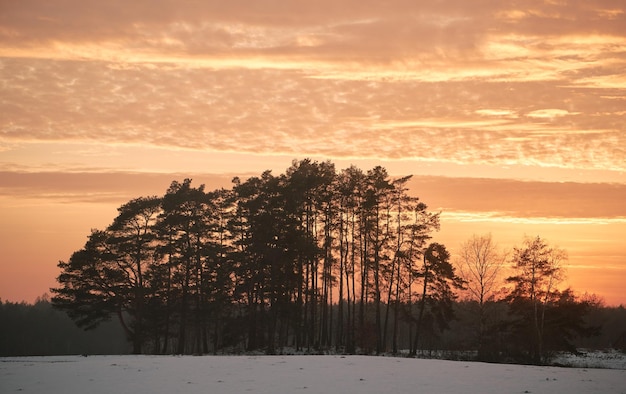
1 0 625 305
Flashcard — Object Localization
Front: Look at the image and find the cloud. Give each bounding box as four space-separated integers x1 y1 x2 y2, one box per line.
1 1 625 178
1 57 625 173
2 1 624 70
475 109 518 118
3 1 625 87
0 171 235 204
1 169 624 220
410 176 626 219
526 109 579 119
442 211 626 225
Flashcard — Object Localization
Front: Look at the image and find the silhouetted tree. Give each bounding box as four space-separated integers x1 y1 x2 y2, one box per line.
506 236 566 363
52 196 161 354
456 233 507 358
229 175 262 351
335 166 366 353
284 159 336 350
542 289 600 353
231 170 311 353
411 243 465 356
362 166 395 354
386 176 438 354
158 179 223 354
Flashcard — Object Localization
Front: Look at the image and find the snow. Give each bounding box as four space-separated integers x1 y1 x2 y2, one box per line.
1 355 625 394
552 349 626 370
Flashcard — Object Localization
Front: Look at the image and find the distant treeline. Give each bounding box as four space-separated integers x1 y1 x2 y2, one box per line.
1 296 624 358
0 296 128 356
48 159 618 363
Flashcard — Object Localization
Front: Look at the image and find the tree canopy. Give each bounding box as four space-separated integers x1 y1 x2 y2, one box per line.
53 159 445 355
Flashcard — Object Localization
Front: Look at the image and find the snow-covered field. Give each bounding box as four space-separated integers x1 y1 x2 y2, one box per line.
2 354 625 394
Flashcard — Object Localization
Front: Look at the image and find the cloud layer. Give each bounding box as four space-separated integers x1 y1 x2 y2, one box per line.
1 0 625 176
2 170 624 220
410 176 626 219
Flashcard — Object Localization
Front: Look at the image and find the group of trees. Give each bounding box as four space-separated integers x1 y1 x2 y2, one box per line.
53 160 458 356
51 159 605 363
456 235 601 363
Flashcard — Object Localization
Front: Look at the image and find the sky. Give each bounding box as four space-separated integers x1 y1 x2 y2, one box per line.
1 0 625 305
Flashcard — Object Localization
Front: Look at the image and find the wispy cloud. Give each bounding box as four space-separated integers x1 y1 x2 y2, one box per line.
526 109 579 119
0 171 235 204
410 176 626 219
442 211 626 225
2 170 624 220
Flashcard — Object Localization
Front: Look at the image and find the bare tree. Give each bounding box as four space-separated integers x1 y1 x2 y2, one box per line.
457 234 506 306
456 233 507 357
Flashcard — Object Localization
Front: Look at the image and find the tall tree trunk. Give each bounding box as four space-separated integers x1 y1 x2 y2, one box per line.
382 253 396 352
412 262 429 356
392 258 401 354
336 212 345 350
296 255 304 351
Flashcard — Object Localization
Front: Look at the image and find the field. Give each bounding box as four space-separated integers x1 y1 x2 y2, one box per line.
2 354 625 394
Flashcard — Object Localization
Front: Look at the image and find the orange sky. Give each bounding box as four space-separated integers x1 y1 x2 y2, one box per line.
1 1 625 305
